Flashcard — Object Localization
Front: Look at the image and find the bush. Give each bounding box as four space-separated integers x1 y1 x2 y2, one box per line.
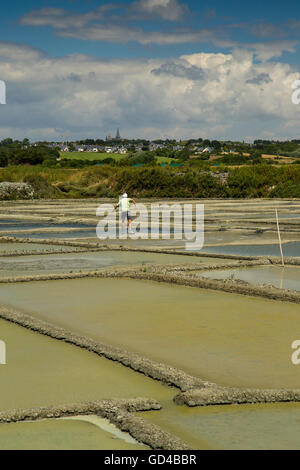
269 182 300 198
23 174 61 198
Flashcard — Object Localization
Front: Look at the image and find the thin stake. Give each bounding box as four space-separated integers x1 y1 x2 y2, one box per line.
275 209 284 267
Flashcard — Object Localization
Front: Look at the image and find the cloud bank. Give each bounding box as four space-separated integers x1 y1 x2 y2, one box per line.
0 42 299 141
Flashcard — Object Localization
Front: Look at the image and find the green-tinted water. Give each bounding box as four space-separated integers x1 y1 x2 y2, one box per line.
0 318 175 412
0 251 228 277
197 265 300 291
139 402 300 450
1 278 299 389
0 417 147 450
0 242 75 254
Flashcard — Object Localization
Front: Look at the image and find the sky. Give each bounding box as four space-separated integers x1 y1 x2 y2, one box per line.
1 0 300 141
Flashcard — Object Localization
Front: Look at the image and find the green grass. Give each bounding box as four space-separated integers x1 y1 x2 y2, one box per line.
156 156 175 163
60 151 175 164
0 165 80 183
60 151 125 161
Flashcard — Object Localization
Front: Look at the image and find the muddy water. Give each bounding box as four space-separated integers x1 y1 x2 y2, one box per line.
0 251 227 277
0 243 77 254
139 402 300 450
197 265 300 291
4 230 97 239
1 278 300 389
0 418 147 450
63 414 141 444
203 241 300 257
0 318 175 412
213 213 300 220
203 231 274 246
204 230 300 246
0 221 95 231
6 227 187 240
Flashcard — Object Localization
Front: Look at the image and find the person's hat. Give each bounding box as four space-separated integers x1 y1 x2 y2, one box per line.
122 193 128 198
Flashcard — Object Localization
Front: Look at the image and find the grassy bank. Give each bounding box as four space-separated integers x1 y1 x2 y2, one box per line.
1 164 300 199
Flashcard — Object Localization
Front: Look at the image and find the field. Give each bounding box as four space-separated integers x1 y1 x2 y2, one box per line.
60 151 125 161
60 151 175 164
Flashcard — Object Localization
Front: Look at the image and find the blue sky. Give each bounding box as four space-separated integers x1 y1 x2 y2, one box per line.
0 0 300 140
2 0 300 60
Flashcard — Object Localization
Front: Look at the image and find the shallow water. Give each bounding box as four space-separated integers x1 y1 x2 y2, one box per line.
0 318 175 412
139 402 300 450
0 251 228 277
0 417 147 450
63 414 140 444
213 213 300 220
3 229 97 239
197 265 300 291
7 227 192 240
203 241 300 257
203 231 282 245
0 242 77 254
1 278 299 389
0 220 95 231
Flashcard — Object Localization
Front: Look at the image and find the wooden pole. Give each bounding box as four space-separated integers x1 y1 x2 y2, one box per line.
275 209 284 267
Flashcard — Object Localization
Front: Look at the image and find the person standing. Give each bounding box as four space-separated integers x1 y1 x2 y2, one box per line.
114 193 136 233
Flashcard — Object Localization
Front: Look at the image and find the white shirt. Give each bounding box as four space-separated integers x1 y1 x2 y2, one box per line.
119 197 131 212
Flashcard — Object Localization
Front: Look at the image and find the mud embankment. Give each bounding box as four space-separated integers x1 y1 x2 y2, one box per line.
126 268 300 304
1 305 300 409
0 307 207 392
174 388 300 407
1 259 300 305
3 236 300 265
0 398 190 450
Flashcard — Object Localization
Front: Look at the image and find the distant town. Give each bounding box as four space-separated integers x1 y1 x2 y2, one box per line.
1 129 300 200
21 128 300 160
1 130 300 170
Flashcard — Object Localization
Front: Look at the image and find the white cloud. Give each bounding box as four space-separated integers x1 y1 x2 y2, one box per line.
247 40 298 61
250 21 286 39
132 0 188 21
0 42 300 141
57 23 219 45
0 41 44 62
20 6 105 29
20 4 223 46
